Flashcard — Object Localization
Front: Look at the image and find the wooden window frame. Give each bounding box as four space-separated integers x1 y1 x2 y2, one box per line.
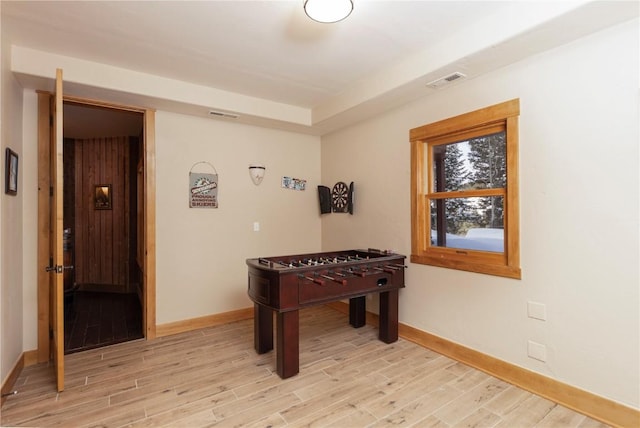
410 99 521 279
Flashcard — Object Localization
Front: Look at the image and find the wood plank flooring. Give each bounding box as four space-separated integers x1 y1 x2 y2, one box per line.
65 291 143 354
1 305 609 427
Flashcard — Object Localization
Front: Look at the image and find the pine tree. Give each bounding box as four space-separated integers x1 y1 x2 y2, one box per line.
467 132 506 228
442 143 477 234
443 142 469 191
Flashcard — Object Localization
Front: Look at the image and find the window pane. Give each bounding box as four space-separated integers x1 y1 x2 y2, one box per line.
432 131 506 192
430 196 504 252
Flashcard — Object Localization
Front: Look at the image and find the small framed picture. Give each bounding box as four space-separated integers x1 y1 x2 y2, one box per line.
94 184 112 210
5 148 18 196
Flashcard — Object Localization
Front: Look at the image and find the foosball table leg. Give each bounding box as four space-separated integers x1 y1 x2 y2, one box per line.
378 289 399 343
276 309 299 378
254 303 273 354
349 296 366 328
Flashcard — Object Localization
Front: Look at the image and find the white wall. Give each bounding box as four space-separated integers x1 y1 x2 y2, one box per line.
321 19 639 409
0 5 26 384
155 111 321 324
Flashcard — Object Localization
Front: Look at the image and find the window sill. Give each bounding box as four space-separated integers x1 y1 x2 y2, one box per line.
410 254 521 279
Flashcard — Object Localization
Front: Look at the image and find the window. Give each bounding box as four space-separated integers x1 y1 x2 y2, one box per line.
410 99 521 279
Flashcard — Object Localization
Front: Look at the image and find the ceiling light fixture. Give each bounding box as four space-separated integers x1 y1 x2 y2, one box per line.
304 0 353 23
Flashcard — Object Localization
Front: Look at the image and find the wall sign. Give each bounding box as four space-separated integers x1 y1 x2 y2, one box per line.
282 176 306 191
189 162 218 208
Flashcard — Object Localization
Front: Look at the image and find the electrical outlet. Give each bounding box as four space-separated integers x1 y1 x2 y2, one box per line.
528 340 547 362
527 301 546 321
253 222 260 232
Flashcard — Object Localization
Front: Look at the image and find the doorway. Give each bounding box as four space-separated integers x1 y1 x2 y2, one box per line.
37 92 157 368
62 102 144 353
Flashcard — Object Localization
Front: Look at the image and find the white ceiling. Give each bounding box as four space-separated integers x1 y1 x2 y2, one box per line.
2 1 638 135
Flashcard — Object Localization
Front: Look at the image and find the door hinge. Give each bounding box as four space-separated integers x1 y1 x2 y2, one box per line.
49 329 53 340
50 186 53 197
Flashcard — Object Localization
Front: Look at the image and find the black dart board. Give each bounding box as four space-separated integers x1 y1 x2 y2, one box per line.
331 181 350 213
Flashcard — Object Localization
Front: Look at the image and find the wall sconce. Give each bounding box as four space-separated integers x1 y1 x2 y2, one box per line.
249 164 266 185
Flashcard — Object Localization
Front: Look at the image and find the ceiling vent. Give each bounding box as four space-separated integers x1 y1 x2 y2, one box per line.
209 110 239 119
426 72 467 89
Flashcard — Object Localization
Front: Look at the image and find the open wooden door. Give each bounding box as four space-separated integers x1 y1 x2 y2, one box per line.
49 68 65 392
37 76 157 390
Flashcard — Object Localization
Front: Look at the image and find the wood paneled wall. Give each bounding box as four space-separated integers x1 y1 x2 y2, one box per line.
67 136 136 291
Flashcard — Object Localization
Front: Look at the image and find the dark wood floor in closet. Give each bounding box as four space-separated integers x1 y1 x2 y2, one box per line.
64 290 143 354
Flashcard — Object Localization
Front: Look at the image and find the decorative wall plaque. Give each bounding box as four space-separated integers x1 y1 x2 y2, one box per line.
189 162 218 208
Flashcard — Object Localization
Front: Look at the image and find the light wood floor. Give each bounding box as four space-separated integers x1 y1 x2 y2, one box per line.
1 305 608 428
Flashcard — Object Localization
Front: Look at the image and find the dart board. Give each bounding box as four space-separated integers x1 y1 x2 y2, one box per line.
331 182 349 213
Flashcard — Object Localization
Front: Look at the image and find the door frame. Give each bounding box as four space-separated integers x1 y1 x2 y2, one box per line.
36 93 157 363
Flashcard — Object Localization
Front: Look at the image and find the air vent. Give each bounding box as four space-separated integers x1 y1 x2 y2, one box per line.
208 110 239 119
426 72 467 89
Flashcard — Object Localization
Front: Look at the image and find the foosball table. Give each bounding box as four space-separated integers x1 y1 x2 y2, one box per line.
246 249 406 378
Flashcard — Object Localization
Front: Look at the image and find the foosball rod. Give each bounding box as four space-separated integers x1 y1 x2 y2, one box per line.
346 269 367 278
319 274 347 285
373 266 396 274
297 274 325 285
